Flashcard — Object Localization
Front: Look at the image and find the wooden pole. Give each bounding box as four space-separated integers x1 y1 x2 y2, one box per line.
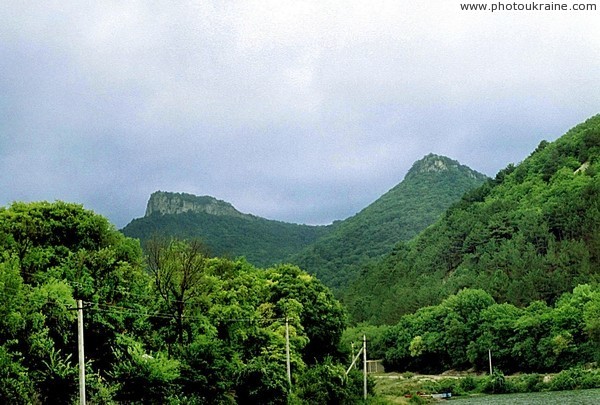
363 335 367 400
345 346 363 376
285 317 291 389
77 300 86 405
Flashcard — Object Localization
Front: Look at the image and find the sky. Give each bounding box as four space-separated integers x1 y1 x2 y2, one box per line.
1 1 599 228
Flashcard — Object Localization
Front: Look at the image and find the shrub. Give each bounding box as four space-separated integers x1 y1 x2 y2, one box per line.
294 358 369 404
548 368 582 391
580 369 600 389
436 378 464 396
459 375 478 392
548 367 600 391
510 373 544 393
481 370 508 394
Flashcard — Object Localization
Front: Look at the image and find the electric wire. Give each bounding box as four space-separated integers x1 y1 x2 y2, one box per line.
1 271 291 323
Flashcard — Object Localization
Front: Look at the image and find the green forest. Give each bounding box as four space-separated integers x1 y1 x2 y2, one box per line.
352 286 600 374
289 154 488 290
2 115 600 403
345 115 600 324
122 207 331 268
122 154 488 293
0 202 365 403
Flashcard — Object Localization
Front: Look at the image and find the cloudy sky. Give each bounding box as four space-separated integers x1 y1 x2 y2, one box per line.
1 1 599 227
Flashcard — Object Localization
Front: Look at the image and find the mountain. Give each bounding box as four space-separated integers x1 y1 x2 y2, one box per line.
346 115 600 325
145 191 251 219
121 192 331 267
122 157 488 285
287 154 489 290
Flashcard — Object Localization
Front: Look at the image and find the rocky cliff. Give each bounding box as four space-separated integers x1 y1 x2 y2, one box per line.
145 191 250 219
404 153 487 181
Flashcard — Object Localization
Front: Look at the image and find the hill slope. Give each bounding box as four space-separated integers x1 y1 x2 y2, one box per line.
346 115 600 324
288 154 488 290
121 192 331 267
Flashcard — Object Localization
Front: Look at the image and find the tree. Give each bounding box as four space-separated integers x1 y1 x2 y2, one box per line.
264 264 347 363
145 237 210 345
0 201 150 402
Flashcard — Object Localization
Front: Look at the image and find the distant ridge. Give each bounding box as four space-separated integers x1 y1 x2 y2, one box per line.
121 192 331 267
121 154 488 288
145 191 251 219
287 154 488 290
345 114 600 324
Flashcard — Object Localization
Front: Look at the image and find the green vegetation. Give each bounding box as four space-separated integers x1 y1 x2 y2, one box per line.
376 286 600 374
122 155 487 293
4 114 600 402
290 154 488 290
122 209 331 268
346 115 600 324
373 370 600 403
0 201 367 403
453 389 600 405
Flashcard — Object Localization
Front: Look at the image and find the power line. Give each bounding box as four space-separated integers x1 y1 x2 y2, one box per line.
3 268 302 325
86 301 288 323
1 281 290 323
11 268 248 306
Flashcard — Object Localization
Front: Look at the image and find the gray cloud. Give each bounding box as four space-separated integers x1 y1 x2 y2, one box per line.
1 1 599 227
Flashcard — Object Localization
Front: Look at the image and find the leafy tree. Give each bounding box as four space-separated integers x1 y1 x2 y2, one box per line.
146 237 210 344
0 201 149 402
0 201 362 402
0 345 36 404
110 334 180 402
264 264 347 363
380 285 600 374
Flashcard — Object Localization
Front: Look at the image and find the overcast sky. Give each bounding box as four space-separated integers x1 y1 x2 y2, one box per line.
1 1 599 227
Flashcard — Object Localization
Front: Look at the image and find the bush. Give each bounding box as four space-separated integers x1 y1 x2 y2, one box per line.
294 358 369 404
436 378 465 396
510 373 544 393
580 369 600 389
407 393 429 404
481 370 508 394
0 346 37 404
548 367 600 391
459 375 478 392
548 368 583 391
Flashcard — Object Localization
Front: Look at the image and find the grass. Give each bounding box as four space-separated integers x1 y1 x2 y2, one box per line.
371 368 600 404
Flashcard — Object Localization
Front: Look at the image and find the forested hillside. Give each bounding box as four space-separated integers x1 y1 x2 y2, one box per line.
345 286 600 376
346 115 600 324
289 154 488 290
0 202 366 403
122 193 332 267
122 156 486 285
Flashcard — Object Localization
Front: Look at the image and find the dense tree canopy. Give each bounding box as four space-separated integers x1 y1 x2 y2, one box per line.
378 285 600 374
346 115 600 324
0 202 363 404
289 154 488 291
122 207 331 268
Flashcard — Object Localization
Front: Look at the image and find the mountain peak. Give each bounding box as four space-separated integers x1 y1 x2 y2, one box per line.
406 153 487 181
145 191 249 219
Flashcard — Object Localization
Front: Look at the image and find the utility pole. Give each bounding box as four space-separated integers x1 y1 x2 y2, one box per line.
488 348 493 375
363 335 367 400
345 344 363 376
77 300 86 405
285 317 291 389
